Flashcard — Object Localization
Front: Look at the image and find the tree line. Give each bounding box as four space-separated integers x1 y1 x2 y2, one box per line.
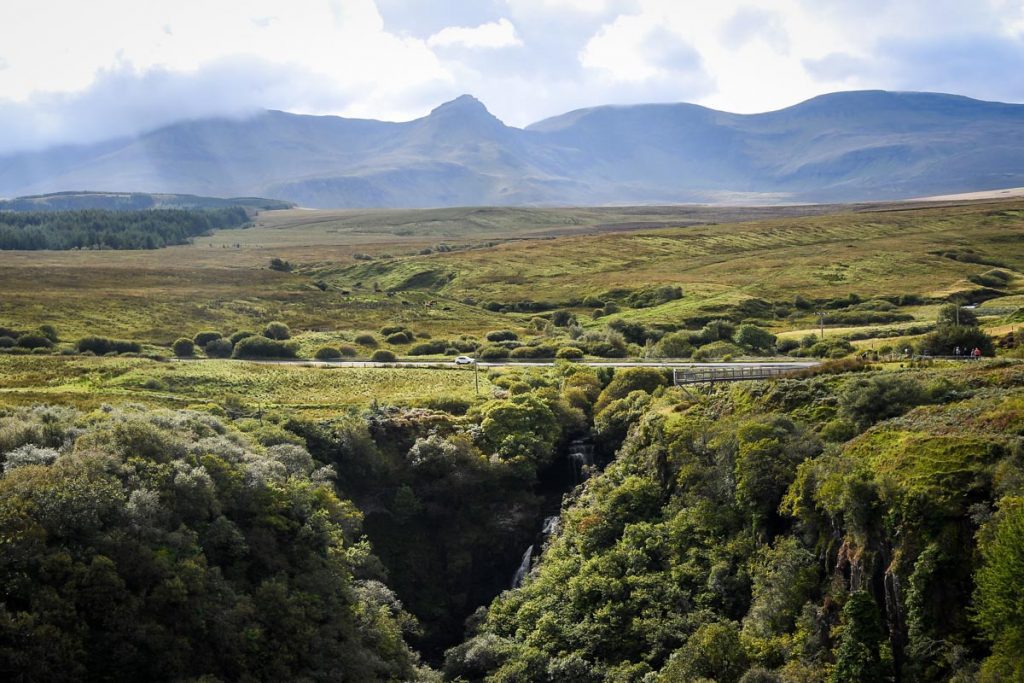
0 207 251 250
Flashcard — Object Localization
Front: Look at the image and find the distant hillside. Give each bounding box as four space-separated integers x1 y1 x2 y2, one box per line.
0 191 293 212
2 91 1024 207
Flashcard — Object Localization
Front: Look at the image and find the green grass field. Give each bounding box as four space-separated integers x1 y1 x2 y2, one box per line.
0 355 491 416
0 199 1021 356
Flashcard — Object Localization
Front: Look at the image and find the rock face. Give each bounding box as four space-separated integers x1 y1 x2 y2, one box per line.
3 90 1024 207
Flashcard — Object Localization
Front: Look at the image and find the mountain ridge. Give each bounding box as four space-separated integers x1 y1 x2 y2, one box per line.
3 90 1024 207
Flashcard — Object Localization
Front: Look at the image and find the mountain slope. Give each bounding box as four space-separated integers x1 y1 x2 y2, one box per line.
2 91 1024 207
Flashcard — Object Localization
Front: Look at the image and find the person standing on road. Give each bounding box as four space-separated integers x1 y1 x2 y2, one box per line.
955 346 961 357
972 347 982 359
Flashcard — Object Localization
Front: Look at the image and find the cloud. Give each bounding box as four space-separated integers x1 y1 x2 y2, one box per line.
428 18 523 49
0 59 348 154
720 6 789 53
1 0 1024 152
804 33 1024 102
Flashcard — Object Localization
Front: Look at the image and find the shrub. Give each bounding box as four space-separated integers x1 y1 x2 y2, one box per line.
268 257 292 272
698 319 737 345
652 332 693 358
76 337 142 355
822 311 914 325
0 336 16 348
936 303 979 327
354 333 379 347
228 330 255 344
625 284 683 308
918 325 994 357
172 338 195 357
371 349 397 362
262 321 291 340
839 375 927 428
380 325 406 336
556 346 584 360
485 330 518 342
38 324 59 342
693 341 745 360
416 396 472 415
734 324 777 351
550 310 575 327
204 338 233 358
478 345 510 360
385 331 413 345
337 344 358 357
510 345 555 359
16 333 52 349
314 346 342 360
583 340 628 358
193 330 221 347
776 337 799 353
595 367 669 413
409 340 448 356
232 336 297 359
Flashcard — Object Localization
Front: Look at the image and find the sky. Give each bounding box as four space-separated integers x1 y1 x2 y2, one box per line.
1 0 1023 153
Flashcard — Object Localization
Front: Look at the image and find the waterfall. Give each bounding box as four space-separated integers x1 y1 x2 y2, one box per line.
511 545 534 588
568 439 595 483
542 515 560 536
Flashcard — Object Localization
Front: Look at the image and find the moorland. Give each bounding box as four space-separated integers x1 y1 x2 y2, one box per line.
1 197 1023 682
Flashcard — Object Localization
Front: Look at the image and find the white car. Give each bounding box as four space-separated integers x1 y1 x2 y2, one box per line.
454 355 476 365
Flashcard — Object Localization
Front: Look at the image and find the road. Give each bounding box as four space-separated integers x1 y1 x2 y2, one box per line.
171 358 821 370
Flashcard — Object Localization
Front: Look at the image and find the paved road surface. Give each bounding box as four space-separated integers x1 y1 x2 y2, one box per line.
172 358 821 370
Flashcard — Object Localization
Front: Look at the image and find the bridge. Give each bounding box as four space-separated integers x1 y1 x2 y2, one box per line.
673 364 805 385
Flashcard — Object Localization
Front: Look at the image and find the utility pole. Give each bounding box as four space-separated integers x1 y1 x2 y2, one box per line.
474 360 479 395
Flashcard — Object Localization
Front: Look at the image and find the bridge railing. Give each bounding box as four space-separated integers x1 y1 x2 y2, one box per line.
673 365 802 385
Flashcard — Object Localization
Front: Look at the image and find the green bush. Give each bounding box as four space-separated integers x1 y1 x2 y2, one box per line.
485 330 518 342
734 324 777 351
776 337 799 353
262 321 291 340
172 338 195 357
509 345 556 359
193 330 222 347
696 319 737 345
0 336 17 348
16 333 53 349
385 331 413 345
76 336 142 355
693 340 745 360
595 367 669 413
229 330 255 344
478 345 511 360
380 325 407 336
839 374 927 428
204 338 233 358
939 303 978 327
354 333 379 347
314 346 342 360
37 324 59 342
556 346 584 360
337 344 358 357
231 336 297 359
652 331 693 358
918 325 994 356
371 349 397 362
409 340 448 355
550 311 575 327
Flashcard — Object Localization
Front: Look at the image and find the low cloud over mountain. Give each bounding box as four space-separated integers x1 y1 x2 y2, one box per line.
3 90 1024 207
